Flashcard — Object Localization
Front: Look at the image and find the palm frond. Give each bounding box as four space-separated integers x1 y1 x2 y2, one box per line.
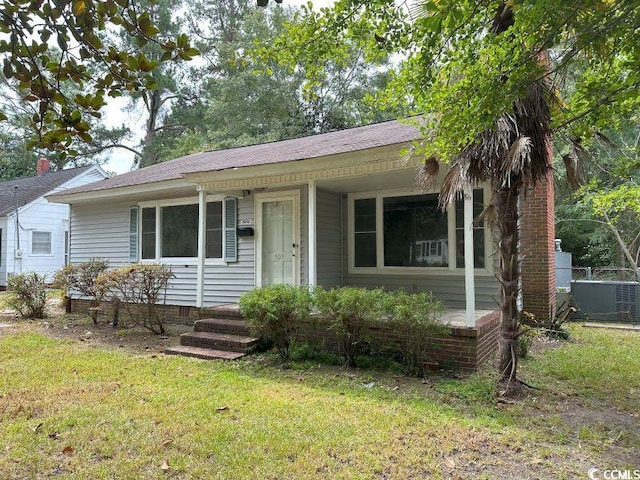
417 156 440 190
439 162 467 208
502 136 532 187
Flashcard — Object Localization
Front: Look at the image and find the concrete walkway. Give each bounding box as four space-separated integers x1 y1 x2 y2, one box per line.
583 322 640 332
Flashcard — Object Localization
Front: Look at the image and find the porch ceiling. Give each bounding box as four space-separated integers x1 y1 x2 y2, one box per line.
315 168 424 194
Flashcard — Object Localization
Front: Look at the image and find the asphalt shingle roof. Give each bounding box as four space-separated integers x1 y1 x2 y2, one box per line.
57 119 421 197
0 166 92 217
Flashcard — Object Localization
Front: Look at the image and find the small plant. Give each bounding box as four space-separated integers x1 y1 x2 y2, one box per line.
6 272 47 318
385 291 448 376
53 258 109 324
96 264 173 334
315 287 387 367
545 301 574 340
239 285 312 360
517 329 535 359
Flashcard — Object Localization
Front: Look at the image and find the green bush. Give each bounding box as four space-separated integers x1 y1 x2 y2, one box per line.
315 287 388 367
53 258 109 324
239 285 312 360
96 264 173 335
385 291 447 375
7 272 47 318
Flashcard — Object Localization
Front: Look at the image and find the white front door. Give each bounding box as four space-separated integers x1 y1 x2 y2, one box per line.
256 191 300 286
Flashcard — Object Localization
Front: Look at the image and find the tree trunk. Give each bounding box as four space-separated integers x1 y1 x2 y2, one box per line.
140 90 162 168
495 182 522 392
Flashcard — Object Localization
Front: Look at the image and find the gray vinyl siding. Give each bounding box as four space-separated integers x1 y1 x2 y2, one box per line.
316 188 342 287
342 272 498 309
70 201 131 265
165 265 197 306
202 196 255 306
70 201 198 306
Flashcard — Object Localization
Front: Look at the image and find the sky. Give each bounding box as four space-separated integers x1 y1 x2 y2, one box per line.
102 0 336 175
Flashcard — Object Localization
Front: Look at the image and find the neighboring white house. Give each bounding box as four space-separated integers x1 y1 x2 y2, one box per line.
0 160 108 286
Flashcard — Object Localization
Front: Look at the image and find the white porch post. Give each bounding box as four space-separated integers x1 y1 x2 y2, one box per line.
196 189 206 308
308 180 317 287
464 186 476 327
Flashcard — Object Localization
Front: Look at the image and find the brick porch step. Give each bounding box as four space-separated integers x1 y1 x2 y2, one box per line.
165 304 258 361
165 345 246 360
180 331 259 353
199 304 243 320
194 318 251 336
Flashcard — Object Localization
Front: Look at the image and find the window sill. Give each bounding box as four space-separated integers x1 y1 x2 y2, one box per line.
139 258 228 267
205 259 227 266
141 258 198 266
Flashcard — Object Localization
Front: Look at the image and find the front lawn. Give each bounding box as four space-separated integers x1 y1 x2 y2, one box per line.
0 323 638 479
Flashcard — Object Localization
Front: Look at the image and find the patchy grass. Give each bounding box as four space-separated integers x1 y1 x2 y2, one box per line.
0 322 638 479
523 324 640 412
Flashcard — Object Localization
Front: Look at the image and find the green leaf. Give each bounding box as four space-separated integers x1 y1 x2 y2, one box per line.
72 0 86 16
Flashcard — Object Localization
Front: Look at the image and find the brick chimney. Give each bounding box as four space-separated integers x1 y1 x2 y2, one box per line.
520 140 556 324
36 157 50 176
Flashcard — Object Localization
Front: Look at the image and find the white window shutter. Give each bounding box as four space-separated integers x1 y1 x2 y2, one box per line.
129 207 138 262
224 197 238 262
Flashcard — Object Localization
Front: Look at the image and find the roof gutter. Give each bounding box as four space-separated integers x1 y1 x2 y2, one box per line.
46 179 195 204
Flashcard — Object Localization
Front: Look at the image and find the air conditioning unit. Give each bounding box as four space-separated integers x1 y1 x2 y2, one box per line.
14 249 23 259
572 280 639 323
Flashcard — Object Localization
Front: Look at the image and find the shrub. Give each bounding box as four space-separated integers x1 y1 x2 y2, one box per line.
53 258 109 324
385 291 447 375
315 287 388 367
96 264 173 334
7 272 47 318
239 285 312 360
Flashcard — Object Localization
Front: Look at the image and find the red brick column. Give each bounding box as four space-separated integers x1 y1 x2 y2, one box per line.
520 145 556 324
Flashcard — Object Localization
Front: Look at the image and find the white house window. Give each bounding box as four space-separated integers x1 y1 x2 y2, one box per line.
350 189 486 271
141 207 156 259
354 198 377 267
383 194 448 267
206 201 223 259
32 231 52 255
140 200 226 260
162 204 199 257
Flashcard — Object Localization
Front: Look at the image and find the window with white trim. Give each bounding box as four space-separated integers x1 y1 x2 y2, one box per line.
350 190 485 271
138 199 236 261
32 231 52 255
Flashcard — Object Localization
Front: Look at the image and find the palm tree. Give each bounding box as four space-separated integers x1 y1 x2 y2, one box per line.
423 3 553 396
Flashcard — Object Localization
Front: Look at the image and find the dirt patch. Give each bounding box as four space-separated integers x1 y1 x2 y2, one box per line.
1 300 192 356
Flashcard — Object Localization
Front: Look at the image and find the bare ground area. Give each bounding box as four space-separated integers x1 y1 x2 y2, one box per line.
0 300 192 356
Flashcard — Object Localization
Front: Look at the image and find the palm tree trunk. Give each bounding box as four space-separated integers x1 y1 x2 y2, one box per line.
495 182 521 387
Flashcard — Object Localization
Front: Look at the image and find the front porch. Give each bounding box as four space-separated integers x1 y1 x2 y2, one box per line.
166 303 501 371
189 154 495 329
